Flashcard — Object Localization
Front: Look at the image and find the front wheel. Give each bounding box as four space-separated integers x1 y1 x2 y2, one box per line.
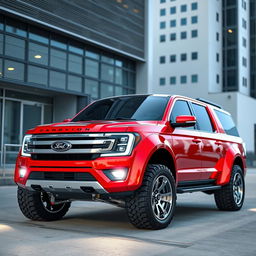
17 187 71 221
126 164 176 229
214 165 245 211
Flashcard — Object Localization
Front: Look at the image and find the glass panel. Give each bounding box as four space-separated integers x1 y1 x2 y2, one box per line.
4 100 21 164
49 71 66 89
101 83 114 98
5 35 25 59
23 103 42 135
101 64 114 82
0 16 3 30
68 75 82 92
0 99 2 163
102 55 114 64
85 59 99 78
115 86 125 96
115 60 124 67
6 18 27 37
50 49 67 70
69 41 84 55
4 60 24 81
128 72 135 88
115 68 122 85
85 79 99 99
29 26 49 44
44 105 53 124
51 34 67 50
0 33 3 54
68 54 82 74
28 65 48 86
85 50 99 60
0 58 2 78
28 42 48 65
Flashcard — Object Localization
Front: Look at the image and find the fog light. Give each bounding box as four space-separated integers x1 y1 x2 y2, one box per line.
103 168 128 181
19 167 27 178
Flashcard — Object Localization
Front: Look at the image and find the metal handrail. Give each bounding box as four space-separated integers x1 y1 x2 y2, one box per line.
2 144 21 177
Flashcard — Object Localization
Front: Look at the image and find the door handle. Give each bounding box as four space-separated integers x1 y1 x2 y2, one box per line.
192 139 202 144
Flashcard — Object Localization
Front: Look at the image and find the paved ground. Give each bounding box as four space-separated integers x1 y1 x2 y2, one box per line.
0 169 255 256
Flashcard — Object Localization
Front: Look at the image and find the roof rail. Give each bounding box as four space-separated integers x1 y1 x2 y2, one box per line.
196 98 222 109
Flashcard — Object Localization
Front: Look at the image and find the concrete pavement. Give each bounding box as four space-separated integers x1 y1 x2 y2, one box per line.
0 169 255 256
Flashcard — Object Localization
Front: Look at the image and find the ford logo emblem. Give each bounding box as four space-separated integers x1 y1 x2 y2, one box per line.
51 141 72 152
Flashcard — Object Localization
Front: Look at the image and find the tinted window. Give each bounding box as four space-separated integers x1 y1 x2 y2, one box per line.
214 110 239 137
72 96 169 121
192 103 214 132
170 100 192 122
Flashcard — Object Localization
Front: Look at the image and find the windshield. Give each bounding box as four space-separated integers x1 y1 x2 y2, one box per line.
72 95 169 122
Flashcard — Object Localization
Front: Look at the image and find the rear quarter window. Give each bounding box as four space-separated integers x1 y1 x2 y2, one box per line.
214 110 239 137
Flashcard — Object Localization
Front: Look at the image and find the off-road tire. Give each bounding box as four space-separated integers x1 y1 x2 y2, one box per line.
126 164 176 229
17 187 71 221
214 165 245 211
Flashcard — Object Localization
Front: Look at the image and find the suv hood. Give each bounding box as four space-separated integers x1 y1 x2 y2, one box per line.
27 120 165 134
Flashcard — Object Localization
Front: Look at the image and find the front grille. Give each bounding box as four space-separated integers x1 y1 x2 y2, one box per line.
31 153 100 161
28 133 116 161
28 171 96 181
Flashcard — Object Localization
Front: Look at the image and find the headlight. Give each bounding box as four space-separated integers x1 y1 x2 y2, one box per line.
100 133 140 157
21 135 32 157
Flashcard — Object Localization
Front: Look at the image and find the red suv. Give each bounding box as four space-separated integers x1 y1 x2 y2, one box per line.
15 95 246 229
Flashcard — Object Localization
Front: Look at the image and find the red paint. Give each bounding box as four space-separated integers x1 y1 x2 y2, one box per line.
14 95 246 192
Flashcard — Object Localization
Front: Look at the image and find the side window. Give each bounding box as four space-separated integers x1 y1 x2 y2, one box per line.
192 103 214 132
214 110 239 137
170 100 194 129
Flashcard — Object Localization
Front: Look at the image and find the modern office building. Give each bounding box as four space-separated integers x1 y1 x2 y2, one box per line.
0 0 145 165
137 0 256 159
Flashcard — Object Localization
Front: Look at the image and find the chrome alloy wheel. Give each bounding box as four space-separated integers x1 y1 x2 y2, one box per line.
40 193 65 213
151 175 173 221
233 172 244 206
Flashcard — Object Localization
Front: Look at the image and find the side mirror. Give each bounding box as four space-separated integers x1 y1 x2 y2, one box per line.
63 118 71 122
171 115 196 128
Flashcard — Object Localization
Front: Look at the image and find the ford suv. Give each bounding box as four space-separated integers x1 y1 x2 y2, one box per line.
15 95 246 229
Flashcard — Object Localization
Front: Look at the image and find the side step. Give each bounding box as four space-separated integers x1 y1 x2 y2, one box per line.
177 185 221 194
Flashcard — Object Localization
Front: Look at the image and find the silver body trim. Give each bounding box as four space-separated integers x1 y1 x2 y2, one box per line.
25 180 108 194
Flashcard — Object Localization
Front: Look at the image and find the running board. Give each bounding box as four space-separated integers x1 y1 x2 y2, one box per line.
177 185 221 194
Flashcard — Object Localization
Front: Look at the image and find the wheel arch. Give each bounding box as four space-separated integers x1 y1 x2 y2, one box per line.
233 156 244 174
147 148 176 181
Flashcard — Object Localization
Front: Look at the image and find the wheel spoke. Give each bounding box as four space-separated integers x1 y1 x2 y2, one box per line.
158 177 167 192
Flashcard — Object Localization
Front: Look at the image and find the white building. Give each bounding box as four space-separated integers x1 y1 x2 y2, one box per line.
137 0 256 158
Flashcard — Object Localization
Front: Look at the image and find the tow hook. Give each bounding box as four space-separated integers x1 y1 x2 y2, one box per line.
47 193 71 205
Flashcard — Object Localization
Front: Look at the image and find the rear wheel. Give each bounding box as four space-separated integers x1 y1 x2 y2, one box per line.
214 165 245 211
126 164 176 229
17 187 71 221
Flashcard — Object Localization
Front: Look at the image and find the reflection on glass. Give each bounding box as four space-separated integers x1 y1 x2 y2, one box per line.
85 79 99 99
68 54 82 74
50 49 67 70
0 34 3 54
85 50 99 60
51 35 67 50
68 75 82 92
29 42 48 65
101 64 114 82
69 41 84 55
28 65 48 86
85 59 99 78
101 83 114 98
49 70 66 89
6 18 27 37
4 60 24 81
29 26 49 44
102 55 114 64
0 58 2 78
5 35 25 59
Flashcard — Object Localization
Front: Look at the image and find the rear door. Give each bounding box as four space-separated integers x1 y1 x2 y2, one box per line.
170 100 202 181
190 103 223 179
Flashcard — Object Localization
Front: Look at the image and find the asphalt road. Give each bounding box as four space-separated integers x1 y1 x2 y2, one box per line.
0 169 255 256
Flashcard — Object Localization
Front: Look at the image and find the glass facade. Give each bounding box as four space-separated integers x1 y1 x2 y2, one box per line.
223 0 238 91
251 0 256 98
0 15 136 100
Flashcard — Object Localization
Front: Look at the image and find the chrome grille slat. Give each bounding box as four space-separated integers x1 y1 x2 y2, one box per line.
29 134 115 154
